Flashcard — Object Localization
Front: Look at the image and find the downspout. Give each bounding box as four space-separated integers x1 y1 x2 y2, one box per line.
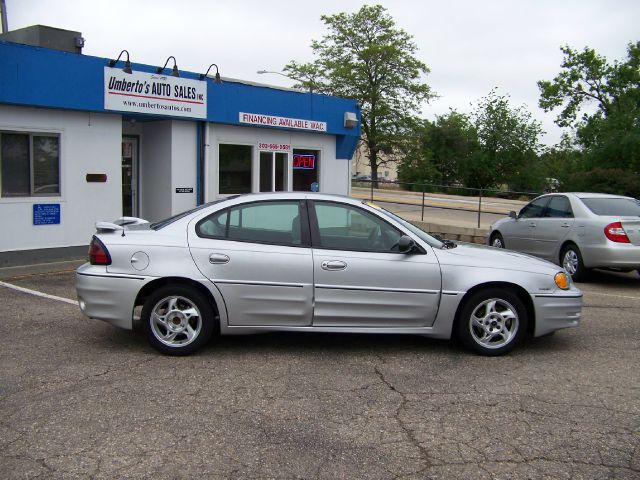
196 121 203 205
203 121 210 202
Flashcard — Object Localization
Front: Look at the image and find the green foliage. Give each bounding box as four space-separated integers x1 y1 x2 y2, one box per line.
460 89 543 189
397 119 437 189
563 168 640 198
429 111 478 185
284 4 434 184
538 42 640 177
538 134 584 190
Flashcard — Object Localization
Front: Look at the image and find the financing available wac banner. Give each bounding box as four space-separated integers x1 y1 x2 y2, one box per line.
104 67 207 119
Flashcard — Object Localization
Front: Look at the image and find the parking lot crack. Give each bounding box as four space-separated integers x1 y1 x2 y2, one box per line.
374 365 432 477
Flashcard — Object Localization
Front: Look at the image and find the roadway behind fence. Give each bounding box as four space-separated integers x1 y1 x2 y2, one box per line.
351 179 540 229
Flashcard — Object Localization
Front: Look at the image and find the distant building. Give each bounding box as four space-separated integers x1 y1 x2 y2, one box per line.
351 144 398 182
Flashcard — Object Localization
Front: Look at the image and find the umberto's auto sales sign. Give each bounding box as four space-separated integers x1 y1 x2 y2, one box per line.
104 67 207 119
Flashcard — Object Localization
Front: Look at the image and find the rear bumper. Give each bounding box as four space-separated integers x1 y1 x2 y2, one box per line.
75 263 148 330
532 292 583 337
582 243 640 270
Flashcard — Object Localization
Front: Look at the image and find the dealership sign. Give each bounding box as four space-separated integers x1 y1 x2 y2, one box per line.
239 112 327 132
104 67 207 119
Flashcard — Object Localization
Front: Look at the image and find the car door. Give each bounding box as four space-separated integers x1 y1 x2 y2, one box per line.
534 195 575 261
308 200 441 328
502 196 550 253
188 200 313 327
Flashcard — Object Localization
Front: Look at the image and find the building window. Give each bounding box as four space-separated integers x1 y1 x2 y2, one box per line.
219 144 252 195
1 132 60 197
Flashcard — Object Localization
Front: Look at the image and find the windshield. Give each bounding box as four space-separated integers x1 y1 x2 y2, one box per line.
150 198 234 230
580 197 640 216
369 202 444 248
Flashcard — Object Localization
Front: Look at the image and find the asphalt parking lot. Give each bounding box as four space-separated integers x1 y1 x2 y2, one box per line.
0 268 638 479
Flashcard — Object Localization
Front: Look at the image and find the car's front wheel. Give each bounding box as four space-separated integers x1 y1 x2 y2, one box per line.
561 244 588 282
141 285 215 356
455 288 527 356
490 232 505 249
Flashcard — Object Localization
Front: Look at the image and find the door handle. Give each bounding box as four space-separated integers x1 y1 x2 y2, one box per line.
209 253 230 264
528 223 536 228
321 260 347 271
561 223 571 228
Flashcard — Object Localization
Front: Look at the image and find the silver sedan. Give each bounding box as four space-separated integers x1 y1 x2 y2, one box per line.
488 192 640 280
76 193 582 356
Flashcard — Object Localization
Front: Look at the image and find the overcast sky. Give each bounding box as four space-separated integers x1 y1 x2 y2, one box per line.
6 0 640 145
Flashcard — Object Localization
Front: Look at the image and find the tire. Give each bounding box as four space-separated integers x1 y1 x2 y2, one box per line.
455 288 528 356
141 285 215 356
561 244 588 282
490 232 505 249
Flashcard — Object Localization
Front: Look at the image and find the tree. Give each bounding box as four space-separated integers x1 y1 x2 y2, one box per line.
538 42 640 175
461 89 543 190
428 111 478 186
397 111 478 189
284 4 434 187
396 118 437 189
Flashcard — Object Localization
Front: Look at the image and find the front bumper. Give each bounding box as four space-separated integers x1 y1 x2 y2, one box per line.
75 263 148 330
532 292 583 337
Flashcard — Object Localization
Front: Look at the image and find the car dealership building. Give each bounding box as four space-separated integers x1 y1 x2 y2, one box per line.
0 26 360 265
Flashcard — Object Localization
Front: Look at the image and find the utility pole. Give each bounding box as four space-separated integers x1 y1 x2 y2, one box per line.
1 0 8 33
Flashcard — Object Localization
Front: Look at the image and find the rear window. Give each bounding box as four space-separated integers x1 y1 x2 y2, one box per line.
150 197 234 230
580 197 640 216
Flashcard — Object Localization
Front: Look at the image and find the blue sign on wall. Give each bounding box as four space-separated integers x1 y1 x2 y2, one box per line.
33 204 61 225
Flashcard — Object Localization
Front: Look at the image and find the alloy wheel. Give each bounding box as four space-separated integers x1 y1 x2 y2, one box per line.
469 298 519 349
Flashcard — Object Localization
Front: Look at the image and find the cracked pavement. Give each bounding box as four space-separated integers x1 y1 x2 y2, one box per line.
0 269 638 479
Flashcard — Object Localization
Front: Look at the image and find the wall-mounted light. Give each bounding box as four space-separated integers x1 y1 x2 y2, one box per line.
199 63 222 84
108 50 132 74
344 112 358 129
156 56 180 77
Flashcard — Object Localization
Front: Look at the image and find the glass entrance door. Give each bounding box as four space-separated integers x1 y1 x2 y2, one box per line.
292 149 319 191
259 151 288 192
121 137 138 217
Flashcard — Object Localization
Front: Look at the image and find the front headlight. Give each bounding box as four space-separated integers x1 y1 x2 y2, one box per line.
554 271 571 290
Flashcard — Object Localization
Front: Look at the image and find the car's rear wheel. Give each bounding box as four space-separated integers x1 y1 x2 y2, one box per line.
490 232 505 249
561 244 587 282
142 285 215 356
456 288 527 356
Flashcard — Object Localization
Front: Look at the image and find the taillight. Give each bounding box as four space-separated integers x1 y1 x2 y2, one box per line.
88 236 112 265
604 222 630 243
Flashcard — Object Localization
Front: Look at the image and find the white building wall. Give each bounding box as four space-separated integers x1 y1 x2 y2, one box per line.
206 124 347 200
170 121 198 215
0 106 121 252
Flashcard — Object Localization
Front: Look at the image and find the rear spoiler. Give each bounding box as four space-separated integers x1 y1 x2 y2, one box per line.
95 217 149 233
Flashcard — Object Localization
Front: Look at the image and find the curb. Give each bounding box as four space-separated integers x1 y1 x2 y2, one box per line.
0 259 86 280
412 221 488 245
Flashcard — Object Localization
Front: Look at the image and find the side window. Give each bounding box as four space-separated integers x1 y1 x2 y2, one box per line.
313 202 402 252
197 201 303 246
544 196 573 218
197 211 228 237
519 197 549 219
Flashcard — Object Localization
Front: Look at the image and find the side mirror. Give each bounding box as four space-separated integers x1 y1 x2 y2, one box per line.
508 211 517 219
397 235 415 253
